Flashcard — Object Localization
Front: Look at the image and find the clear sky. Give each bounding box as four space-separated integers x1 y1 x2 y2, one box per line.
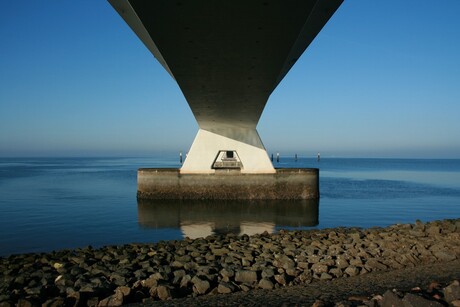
1 1 459 158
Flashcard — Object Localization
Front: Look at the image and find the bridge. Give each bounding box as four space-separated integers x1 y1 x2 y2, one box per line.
108 0 343 199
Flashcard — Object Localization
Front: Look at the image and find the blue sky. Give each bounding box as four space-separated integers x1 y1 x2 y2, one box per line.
1 1 459 158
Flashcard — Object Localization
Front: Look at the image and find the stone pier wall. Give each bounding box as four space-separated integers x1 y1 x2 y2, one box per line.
137 168 319 200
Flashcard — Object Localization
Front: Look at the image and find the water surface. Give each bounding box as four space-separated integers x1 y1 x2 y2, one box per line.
0 157 459 256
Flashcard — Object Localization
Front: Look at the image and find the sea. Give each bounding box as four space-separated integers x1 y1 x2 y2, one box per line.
0 157 459 257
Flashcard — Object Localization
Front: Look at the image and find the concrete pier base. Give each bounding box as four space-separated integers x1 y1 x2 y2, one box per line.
137 168 319 200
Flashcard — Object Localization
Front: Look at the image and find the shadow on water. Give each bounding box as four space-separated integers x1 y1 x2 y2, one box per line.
137 199 319 239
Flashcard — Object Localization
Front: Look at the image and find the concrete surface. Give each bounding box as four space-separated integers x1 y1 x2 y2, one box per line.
137 168 319 200
181 128 275 173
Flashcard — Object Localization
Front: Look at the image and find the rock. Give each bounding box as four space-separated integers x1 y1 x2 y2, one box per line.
261 268 275 278
160 265 172 275
284 268 297 277
183 261 197 271
207 286 219 296
180 275 192 288
86 297 99 307
402 293 443 307
359 266 369 275
348 295 369 302
141 297 155 305
311 300 325 307
116 286 131 298
156 285 172 300
427 226 441 235
428 281 441 292
97 289 123 307
217 282 236 294
456 220 460 231
429 243 446 253
350 232 363 241
308 255 321 264
273 255 295 269
311 263 328 274
297 261 309 269
385 258 405 270
176 255 192 263
350 258 363 266
220 268 234 279
171 269 186 285
171 269 184 279
170 260 184 268
344 266 360 277
25 286 42 296
335 258 350 269
192 277 210 295
371 294 383 302
151 272 167 281
111 276 126 287
54 274 74 288
42 298 65 307
414 220 426 230
296 271 313 284
67 291 83 306
148 285 158 298
329 268 343 278
320 272 333 280
212 248 230 256
204 253 216 262
258 278 274 289
274 274 287 286
241 258 252 266
433 251 456 262
444 280 460 302
380 290 402 307
239 284 251 292
17 298 37 307
142 276 158 288
365 259 388 271
235 270 257 284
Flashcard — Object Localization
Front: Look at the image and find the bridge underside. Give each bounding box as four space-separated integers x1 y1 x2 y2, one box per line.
109 0 342 174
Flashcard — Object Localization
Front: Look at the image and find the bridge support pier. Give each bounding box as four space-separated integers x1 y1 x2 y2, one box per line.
108 0 343 199
137 168 319 200
181 128 275 174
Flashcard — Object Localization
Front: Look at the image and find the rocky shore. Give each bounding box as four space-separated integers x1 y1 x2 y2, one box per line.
159 261 460 306
1 218 459 306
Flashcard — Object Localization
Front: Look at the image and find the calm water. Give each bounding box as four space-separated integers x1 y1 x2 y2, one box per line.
1 157 459 256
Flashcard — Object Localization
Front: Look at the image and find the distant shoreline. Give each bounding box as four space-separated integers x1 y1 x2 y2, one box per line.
2 156 460 160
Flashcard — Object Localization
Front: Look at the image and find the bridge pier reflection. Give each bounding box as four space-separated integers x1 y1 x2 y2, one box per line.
137 199 319 239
